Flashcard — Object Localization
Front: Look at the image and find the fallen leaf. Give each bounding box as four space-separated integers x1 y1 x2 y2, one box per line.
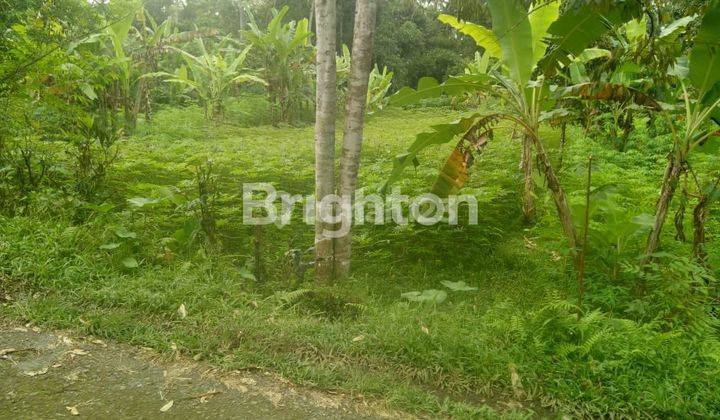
421 325 430 335
0 348 16 357
24 367 49 377
91 339 106 346
159 400 174 412
70 349 89 356
238 377 256 386
13 327 28 332
177 303 187 319
352 335 365 342
66 406 79 416
197 390 221 403
523 236 537 249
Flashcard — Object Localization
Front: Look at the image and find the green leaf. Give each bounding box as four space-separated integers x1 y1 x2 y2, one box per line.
568 62 589 84
389 75 490 107
122 257 139 269
231 74 267 86
575 48 611 63
529 0 560 66
668 56 690 79
238 267 256 281
127 197 161 208
438 14 502 58
540 2 642 75
381 113 489 193
114 227 138 239
99 243 121 250
401 289 448 304
623 16 647 44
690 1 720 100
659 15 696 40
441 281 478 292
487 0 533 85
390 77 442 106
79 83 97 100
539 107 572 123
11 24 27 35
173 219 200 245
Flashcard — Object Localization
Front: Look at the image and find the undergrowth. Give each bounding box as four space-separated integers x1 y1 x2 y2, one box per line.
1 101 719 418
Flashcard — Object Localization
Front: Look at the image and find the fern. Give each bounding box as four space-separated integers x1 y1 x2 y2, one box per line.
274 288 311 308
579 328 613 357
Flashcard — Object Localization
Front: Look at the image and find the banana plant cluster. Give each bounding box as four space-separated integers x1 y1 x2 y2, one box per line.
243 6 314 125
644 2 720 260
146 38 266 121
337 45 394 114
384 0 720 271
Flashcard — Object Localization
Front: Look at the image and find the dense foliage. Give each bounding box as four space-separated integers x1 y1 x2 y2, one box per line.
1 0 719 418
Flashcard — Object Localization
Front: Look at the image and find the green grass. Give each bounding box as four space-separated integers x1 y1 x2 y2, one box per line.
1 96 719 418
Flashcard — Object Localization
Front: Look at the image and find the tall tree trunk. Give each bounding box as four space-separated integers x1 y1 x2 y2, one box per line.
530 135 578 252
521 133 535 222
644 157 684 261
314 0 338 282
335 0 378 279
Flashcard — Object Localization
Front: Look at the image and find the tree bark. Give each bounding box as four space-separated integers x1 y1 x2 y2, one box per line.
335 0 377 279
692 177 719 266
521 133 535 222
530 134 578 252
644 157 684 262
314 0 338 282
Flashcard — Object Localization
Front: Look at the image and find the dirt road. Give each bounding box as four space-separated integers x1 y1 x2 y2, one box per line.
0 321 400 419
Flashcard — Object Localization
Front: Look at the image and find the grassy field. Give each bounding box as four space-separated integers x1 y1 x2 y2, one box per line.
1 96 719 418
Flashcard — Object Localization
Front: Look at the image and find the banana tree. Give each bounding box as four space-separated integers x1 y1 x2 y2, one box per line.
148 39 266 121
387 0 570 243
384 0 646 266
566 14 699 149
104 6 178 131
105 8 138 132
131 8 176 121
243 6 314 125
643 1 720 259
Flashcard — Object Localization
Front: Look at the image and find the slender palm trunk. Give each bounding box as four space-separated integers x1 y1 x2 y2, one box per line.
335 0 378 279
314 0 338 282
644 157 684 261
521 134 535 222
